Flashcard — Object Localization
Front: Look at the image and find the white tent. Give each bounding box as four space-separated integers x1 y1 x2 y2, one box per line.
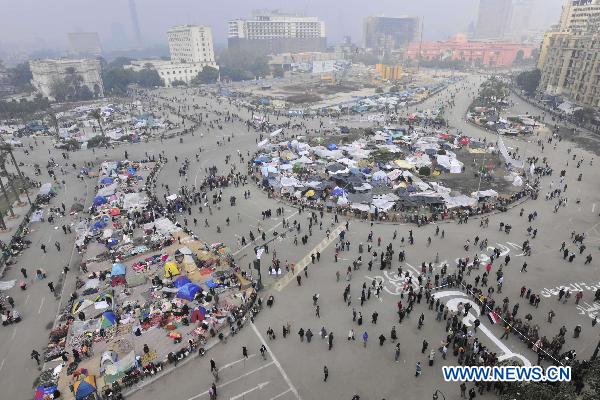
270 128 283 137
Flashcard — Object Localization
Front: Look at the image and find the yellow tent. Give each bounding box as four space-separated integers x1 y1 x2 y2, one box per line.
394 159 414 169
164 261 180 278
305 190 315 198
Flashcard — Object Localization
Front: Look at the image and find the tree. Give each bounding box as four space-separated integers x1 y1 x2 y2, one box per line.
7 62 33 92
573 107 596 125
217 48 269 81
375 87 384 94
513 49 525 65
191 66 219 85
89 109 105 138
515 69 541 96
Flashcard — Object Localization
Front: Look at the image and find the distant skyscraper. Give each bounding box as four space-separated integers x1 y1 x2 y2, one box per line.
128 0 142 47
68 32 102 57
474 0 513 39
363 16 419 54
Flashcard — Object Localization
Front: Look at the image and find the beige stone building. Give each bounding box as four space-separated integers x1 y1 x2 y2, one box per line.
538 0 600 107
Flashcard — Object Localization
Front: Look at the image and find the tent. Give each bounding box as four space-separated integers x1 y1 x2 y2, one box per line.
100 177 114 185
327 143 338 150
176 283 201 301
174 276 191 288
331 187 346 197
109 207 121 216
100 311 117 329
100 351 118 374
164 261 180 278
204 279 219 288
35 385 58 400
73 375 97 400
92 220 107 230
72 299 94 314
111 263 126 276
93 196 107 206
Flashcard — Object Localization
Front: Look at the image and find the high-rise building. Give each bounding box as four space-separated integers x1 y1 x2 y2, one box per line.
474 0 513 39
167 25 216 65
363 16 419 53
68 32 102 57
228 10 326 55
128 0 142 47
537 0 600 107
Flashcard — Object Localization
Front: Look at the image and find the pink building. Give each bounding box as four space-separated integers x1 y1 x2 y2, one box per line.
406 34 536 67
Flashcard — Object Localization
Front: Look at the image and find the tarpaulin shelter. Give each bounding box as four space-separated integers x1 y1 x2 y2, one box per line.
100 351 118 374
331 187 346 197
164 261 180 277
111 263 126 276
93 196 107 206
204 279 219 288
72 299 94 315
174 276 191 288
100 177 114 185
327 143 338 150
73 375 97 399
176 283 201 301
35 385 58 400
100 311 117 328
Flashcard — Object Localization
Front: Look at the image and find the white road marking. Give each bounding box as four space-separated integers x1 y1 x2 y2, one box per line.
251 323 300 399
38 297 45 314
219 354 256 369
593 203 596 213
233 210 299 256
229 381 270 400
10 326 17 340
184 361 275 400
24 294 30 305
268 389 292 400
0 358 4 372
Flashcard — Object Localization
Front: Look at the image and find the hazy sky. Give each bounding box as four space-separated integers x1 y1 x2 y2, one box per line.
0 0 564 53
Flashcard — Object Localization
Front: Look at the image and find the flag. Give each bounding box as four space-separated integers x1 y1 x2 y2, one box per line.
488 311 501 325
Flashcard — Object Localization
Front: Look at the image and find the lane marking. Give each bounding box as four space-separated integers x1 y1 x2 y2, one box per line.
24 294 30 305
233 210 299 257
269 389 292 400
218 354 256 369
38 297 45 314
251 323 301 399
0 358 4 372
10 327 17 340
275 224 344 291
184 362 275 400
230 381 270 400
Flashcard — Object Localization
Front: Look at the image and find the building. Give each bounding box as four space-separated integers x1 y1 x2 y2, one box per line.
406 34 536 67
537 0 600 107
29 59 103 100
167 25 216 65
125 60 211 87
363 16 419 54
68 32 102 57
375 64 403 81
474 0 513 39
228 10 326 55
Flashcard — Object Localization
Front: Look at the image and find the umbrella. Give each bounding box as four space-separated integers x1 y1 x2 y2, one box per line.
109 207 121 216
305 190 315 198
100 311 117 328
327 143 338 150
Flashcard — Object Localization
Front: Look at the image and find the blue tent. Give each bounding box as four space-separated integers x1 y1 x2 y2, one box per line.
176 283 201 301
93 220 107 230
204 279 219 288
111 263 126 276
327 143 338 150
331 187 346 197
127 167 137 175
174 276 191 288
100 177 114 185
93 196 107 206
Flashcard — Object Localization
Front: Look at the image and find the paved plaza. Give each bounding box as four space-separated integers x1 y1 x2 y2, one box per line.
1 74 599 400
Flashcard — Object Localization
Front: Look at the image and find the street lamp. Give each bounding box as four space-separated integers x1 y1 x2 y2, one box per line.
432 389 446 400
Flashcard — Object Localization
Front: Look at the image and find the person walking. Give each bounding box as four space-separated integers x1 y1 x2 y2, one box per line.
242 346 248 358
323 365 329 382
20 268 27 278
41 244 46 253
394 343 401 362
415 361 422 377
48 281 55 293
362 331 368 347
328 332 334 350
460 382 467 398
31 349 40 366
210 358 216 372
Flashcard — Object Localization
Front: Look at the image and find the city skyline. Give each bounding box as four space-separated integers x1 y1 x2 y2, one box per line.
0 0 564 62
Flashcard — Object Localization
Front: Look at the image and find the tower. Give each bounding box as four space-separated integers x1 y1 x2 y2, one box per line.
128 0 142 47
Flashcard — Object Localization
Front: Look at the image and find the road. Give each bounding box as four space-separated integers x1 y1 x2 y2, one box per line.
1 73 598 399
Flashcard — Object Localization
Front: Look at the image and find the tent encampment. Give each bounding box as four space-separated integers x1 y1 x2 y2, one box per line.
176 283 201 301
164 262 180 278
